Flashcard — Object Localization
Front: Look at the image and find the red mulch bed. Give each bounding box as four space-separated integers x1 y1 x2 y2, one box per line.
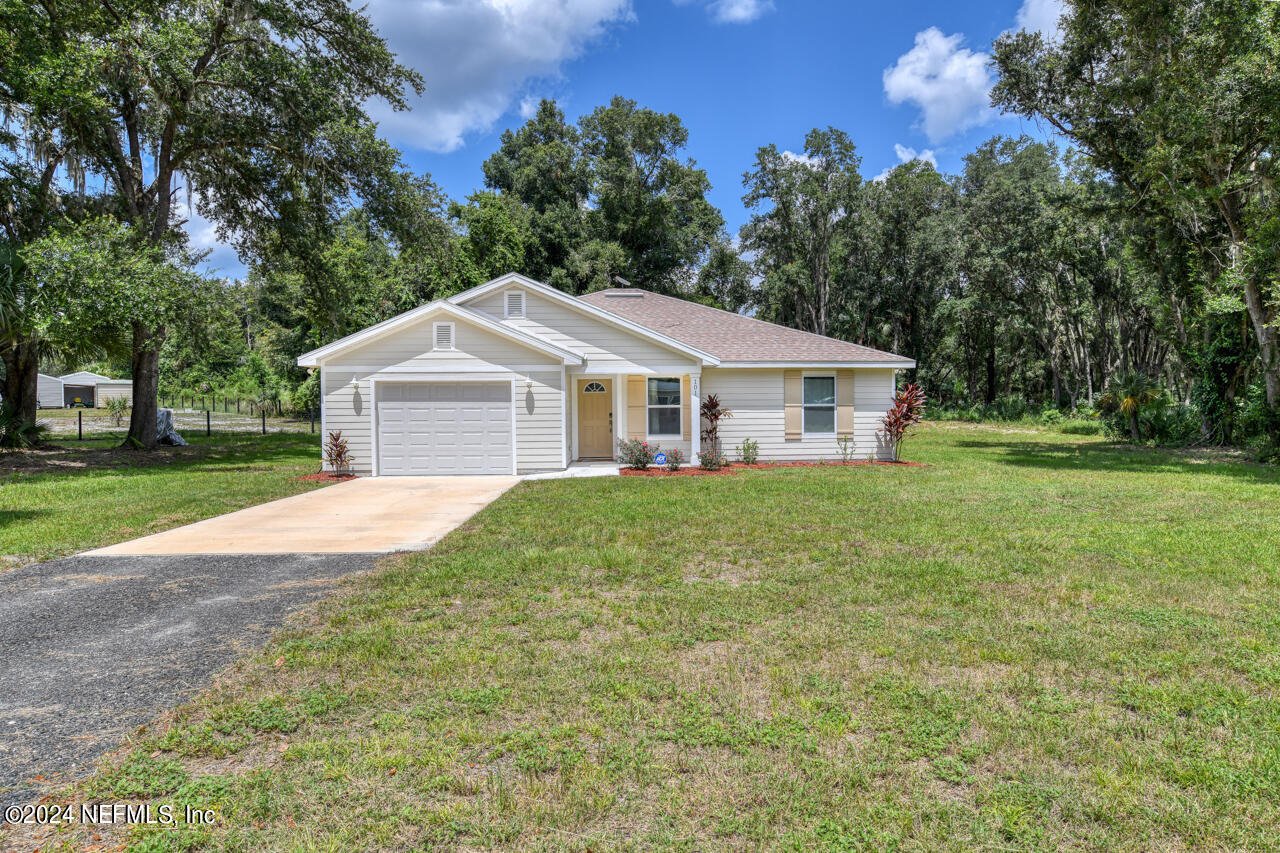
620 460 925 476
297 472 359 483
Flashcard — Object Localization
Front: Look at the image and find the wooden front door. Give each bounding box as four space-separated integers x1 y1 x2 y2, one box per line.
577 379 613 458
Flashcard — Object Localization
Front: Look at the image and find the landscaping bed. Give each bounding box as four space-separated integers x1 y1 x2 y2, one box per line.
621 459 926 476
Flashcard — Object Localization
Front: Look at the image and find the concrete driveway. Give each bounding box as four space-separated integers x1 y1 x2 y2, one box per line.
0 476 520 807
89 475 520 555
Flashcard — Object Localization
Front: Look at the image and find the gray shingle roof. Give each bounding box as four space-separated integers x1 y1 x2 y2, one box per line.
578 289 914 365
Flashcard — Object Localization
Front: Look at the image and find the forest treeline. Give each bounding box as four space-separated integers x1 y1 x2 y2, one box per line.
3 0 1277 453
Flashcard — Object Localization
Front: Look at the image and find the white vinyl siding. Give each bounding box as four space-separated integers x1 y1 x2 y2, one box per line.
96 383 133 405
463 289 699 375
702 367 897 461
36 374 63 408
320 312 564 475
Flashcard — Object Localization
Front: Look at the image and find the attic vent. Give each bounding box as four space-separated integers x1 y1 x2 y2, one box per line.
433 322 454 351
505 290 525 317
602 291 644 298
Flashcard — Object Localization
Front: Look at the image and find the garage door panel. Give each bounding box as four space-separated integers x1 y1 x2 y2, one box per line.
377 381 512 475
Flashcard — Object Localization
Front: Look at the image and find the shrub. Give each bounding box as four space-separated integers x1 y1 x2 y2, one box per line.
105 396 130 426
323 430 353 472
616 437 657 470
664 447 686 471
697 449 724 470
1097 371 1163 443
836 435 855 462
880 383 927 462
738 437 759 465
699 395 733 458
1039 408 1064 426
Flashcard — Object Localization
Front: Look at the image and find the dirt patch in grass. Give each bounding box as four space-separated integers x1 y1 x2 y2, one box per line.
0 442 208 475
621 459 926 476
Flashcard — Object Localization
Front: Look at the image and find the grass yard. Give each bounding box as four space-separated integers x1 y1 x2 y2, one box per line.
23 423 1280 851
0 433 327 565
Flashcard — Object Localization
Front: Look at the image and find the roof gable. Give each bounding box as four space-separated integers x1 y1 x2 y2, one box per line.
296 300 584 367
451 273 720 366
578 290 916 367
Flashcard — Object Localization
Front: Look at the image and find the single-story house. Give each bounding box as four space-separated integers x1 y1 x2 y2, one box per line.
60 371 110 408
297 273 915 476
37 373 64 409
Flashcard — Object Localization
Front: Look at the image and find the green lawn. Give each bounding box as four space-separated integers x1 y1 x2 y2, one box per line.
0 433 327 564
28 424 1280 851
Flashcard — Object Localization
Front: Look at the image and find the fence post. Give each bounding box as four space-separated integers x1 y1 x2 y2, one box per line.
78 409 82 441
261 409 266 435
206 409 211 437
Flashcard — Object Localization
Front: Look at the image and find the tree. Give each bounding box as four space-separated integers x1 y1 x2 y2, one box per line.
992 0 1280 441
483 96 727 295
482 100 591 285
1098 370 1163 443
2 0 423 447
580 97 726 294
740 128 862 336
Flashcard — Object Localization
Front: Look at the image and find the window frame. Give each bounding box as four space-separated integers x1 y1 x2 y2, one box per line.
432 321 455 352
503 288 525 318
801 372 837 437
645 376 682 439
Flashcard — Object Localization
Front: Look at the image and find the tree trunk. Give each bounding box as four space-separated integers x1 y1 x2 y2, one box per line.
1241 277 1280 441
1 337 40 444
1128 410 1140 443
124 321 165 448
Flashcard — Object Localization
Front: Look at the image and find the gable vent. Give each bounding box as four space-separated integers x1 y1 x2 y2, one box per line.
505 290 525 317
433 322 454 351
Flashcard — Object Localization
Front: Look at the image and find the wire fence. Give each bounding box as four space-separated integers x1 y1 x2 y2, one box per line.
38 405 320 440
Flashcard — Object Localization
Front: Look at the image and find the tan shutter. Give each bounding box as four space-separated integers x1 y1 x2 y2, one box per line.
784 370 802 440
681 374 691 440
836 370 855 438
627 375 647 439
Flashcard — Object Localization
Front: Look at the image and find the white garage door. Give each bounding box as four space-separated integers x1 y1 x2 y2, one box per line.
377 382 513 475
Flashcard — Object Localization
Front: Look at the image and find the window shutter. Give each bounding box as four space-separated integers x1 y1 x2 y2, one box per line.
837 370 855 438
681 375 692 440
434 322 453 351
627 375 646 439
784 370 802 440
505 290 524 318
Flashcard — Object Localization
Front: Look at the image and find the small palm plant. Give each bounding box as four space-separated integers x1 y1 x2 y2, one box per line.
1097 371 1163 443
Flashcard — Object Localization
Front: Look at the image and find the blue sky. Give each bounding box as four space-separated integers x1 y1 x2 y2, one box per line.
192 0 1063 278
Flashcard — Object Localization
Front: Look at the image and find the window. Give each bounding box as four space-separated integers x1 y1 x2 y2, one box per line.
802 375 835 434
504 290 525 318
647 377 681 436
433 322 454 351
583 381 607 393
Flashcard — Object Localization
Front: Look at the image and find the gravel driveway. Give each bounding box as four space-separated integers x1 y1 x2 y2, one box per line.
0 553 373 806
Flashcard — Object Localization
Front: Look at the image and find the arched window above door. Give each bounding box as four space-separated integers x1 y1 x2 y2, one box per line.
583 381 607 393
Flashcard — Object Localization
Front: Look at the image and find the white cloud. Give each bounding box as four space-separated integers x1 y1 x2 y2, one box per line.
893 143 937 167
174 185 246 278
873 144 938 182
882 27 994 143
781 150 817 167
365 0 634 153
1015 0 1065 41
518 95 541 119
708 0 773 24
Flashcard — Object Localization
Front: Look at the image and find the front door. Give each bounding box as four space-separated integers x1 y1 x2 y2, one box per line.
577 379 613 458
